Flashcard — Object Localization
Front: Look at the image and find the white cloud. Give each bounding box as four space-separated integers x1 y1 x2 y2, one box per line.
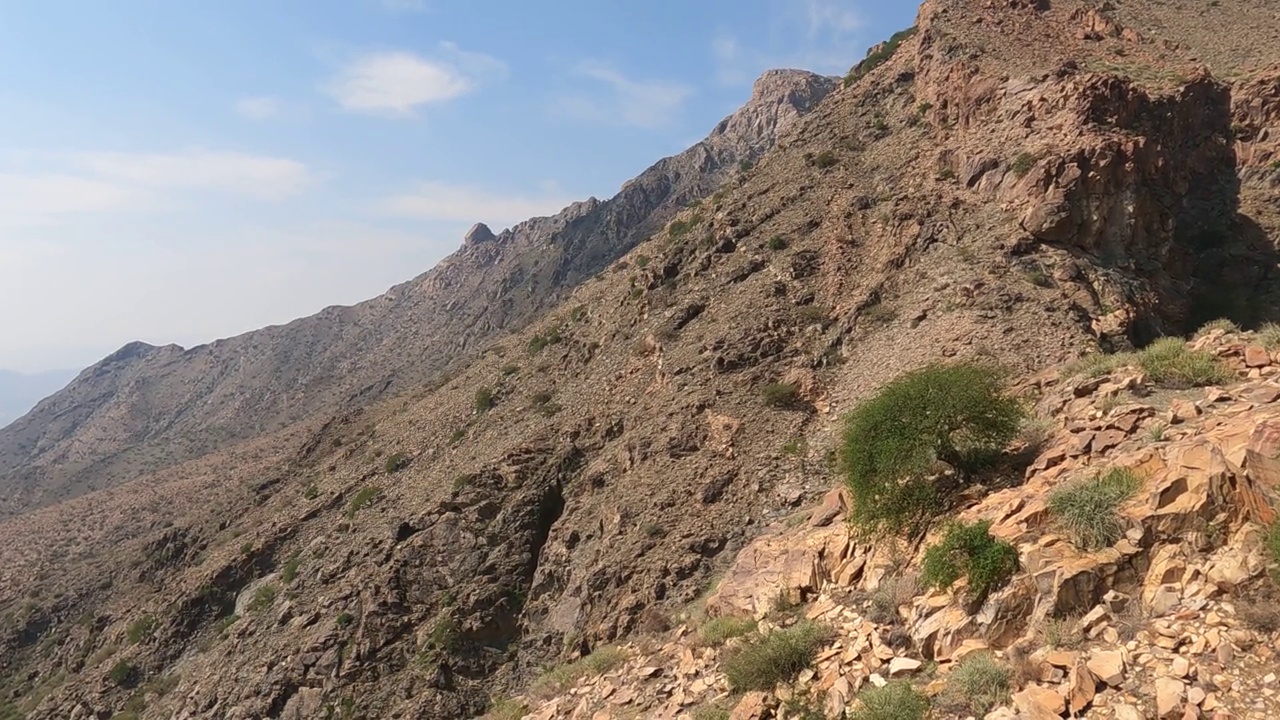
0 174 146 223
714 0 869 85
375 181 575 227
555 61 693 129
325 44 506 117
235 96 283 120
74 150 315 201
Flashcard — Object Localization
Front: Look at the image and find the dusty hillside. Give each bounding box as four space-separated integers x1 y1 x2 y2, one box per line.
2 0 1280 718
0 68 837 521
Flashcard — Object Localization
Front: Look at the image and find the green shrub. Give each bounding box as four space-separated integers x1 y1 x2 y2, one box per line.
738 159 754 173
303 483 320 500
768 236 788 250
1196 318 1241 337
813 151 838 169
336 612 355 628
723 621 829 692
1137 337 1231 388
281 555 302 584
531 646 627 698
346 486 380 518
248 584 278 613
1061 352 1136 379
761 382 801 408
844 26 918 86
921 520 1019 602
500 363 520 376
668 214 702 238
1011 152 1037 178
850 680 930 720
636 254 651 268
423 612 460 654
528 328 563 354
384 452 411 474
936 167 956 181
697 616 757 647
126 615 156 644
449 428 466 445
474 386 495 413
943 652 1012 715
690 704 731 720
781 438 807 456
865 574 919 625
1047 467 1142 549
108 660 137 688
488 696 529 720
840 362 1026 535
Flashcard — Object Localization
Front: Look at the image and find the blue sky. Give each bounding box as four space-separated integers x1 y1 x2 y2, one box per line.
0 0 917 372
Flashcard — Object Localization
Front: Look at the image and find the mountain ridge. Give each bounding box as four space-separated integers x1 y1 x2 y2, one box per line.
0 68 838 520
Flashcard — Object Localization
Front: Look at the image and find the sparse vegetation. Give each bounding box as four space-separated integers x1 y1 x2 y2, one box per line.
1138 337 1232 388
303 482 320 500
813 150 838 169
943 652 1012 715
936 167 956 181
1047 467 1142 550
449 428 466 445
1147 422 1168 442
781 437 807 457
1011 152 1037 177
473 386 495 413
921 520 1019 602
860 301 897 325
126 615 156 644
635 254 651 268
841 362 1026 535
761 382 801 409
690 703 732 720
697 615 757 647
500 363 520 376
1018 417 1054 453
723 621 829 692
668 214 702 238
1266 522 1280 580
864 574 919 625
1062 352 1132 379
336 612 355 628
384 452 410 474
1196 317 1241 337
1259 323 1280 350
738 159 754 173
845 26 918 86
346 486 380 518
531 646 627 698
108 660 137 688
1041 615 1084 649
528 328 563 354
487 696 529 720
850 680 930 720
248 583 278 613
640 522 667 538
281 554 302 584
768 235 789 251
1023 267 1053 288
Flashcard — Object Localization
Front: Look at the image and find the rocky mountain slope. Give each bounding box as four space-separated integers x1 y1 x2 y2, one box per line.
2 0 1280 718
0 68 837 520
0 369 74 428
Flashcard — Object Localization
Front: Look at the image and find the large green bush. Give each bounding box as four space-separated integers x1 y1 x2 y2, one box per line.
1047 467 1141 550
921 520 1019 602
840 362 1025 535
723 621 829 692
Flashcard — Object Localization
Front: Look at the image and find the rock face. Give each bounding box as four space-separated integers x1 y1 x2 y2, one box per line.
0 69 838 520
5 1 1280 719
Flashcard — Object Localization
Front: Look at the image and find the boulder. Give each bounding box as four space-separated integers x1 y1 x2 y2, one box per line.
1087 649 1126 686
1013 684 1066 720
1155 676 1186 719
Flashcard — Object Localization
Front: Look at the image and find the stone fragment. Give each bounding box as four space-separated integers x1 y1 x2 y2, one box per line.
888 657 922 676
1171 656 1192 678
1067 662 1097 714
1156 676 1186 719
1113 704 1145 720
1246 345 1271 368
1013 684 1066 720
729 691 773 720
1169 398 1202 424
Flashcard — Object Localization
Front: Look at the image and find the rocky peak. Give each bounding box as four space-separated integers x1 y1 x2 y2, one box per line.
708 70 839 152
463 222 496 245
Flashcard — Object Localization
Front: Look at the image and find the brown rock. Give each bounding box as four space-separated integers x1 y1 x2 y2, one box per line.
1013 684 1067 720
1169 398 1202 424
730 691 774 720
1067 661 1098 714
1246 345 1271 368
1087 650 1126 686
1156 676 1186 719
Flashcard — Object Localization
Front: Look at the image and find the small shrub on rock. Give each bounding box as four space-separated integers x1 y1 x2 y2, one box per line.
840 362 1025 536
697 616 757 647
1137 337 1231 388
384 452 410 474
723 621 829 692
921 520 1019 602
126 615 156 644
346 486 380 518
1259 323 1280 351
761 382 801 408
474 386 495 413
531 646 627 698
1195 318 1241 337
850 680 929 720
942 652 1012 715
108 660 138 688
1047 467 1141 550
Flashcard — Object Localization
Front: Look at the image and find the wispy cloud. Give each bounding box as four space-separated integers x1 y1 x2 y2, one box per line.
554 61 693 129
714 0 868 85
0 149 317 227
324 44 507 118
74 150 316 201
375 181 575 228
235 96 283 120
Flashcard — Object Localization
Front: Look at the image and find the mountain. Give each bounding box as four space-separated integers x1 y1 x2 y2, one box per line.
0 68 838 520
3 0 1280 718
0 369 75 428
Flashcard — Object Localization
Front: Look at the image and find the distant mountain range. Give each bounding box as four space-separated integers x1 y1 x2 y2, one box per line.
0 369 76 428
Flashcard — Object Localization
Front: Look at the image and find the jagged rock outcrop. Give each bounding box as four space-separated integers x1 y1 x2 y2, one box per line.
0 69 838 520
